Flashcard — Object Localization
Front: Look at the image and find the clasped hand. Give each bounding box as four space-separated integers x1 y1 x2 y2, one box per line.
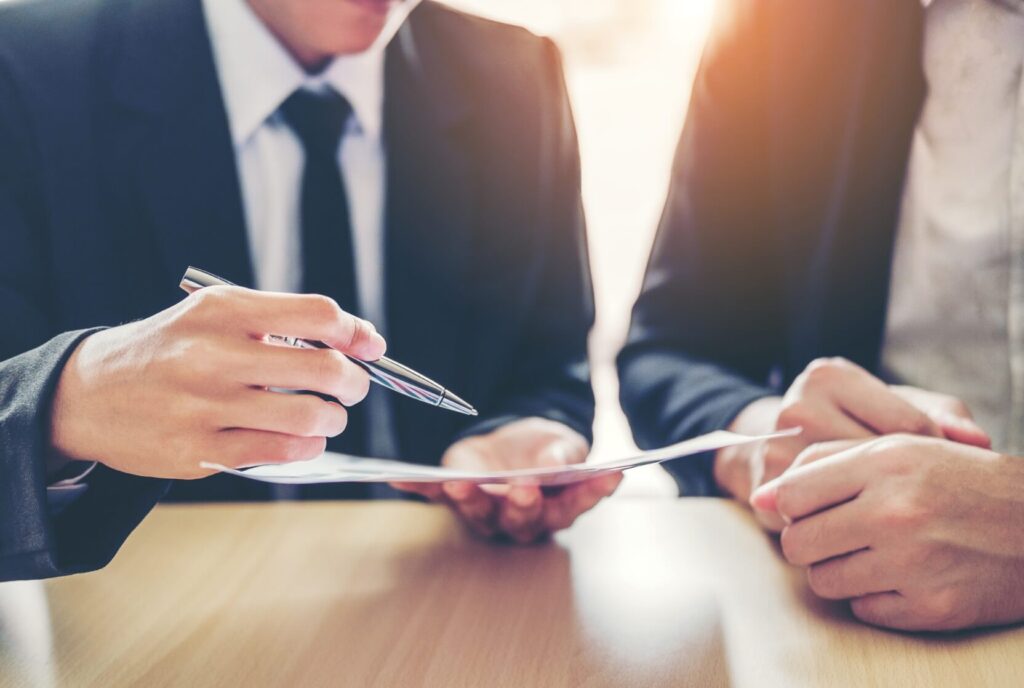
752 436 1024 631
716 357 991 531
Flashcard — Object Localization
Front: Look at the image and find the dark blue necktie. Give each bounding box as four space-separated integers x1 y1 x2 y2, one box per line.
280 88 367 457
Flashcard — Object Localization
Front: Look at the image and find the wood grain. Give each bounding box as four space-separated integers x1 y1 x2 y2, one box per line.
1 499 1022 687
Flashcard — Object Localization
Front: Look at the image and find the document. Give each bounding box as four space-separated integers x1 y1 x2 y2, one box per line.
200 429 795 487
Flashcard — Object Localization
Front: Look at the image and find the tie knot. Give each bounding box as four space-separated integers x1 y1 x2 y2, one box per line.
280 88 353 154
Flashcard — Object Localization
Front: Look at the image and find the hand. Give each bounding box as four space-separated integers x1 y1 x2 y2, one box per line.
713 357 990 530
751 436 1024 631
50 286 386 479
393 418 621 544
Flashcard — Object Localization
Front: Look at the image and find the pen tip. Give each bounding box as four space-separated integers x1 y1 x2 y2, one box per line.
441 390 477 416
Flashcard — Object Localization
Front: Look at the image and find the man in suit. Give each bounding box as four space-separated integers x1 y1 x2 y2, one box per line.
0 0 620 582
619 0 1024 630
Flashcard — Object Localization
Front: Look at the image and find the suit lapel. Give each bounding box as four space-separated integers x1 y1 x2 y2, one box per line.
383 14 475 457
768 0 926 372
106 0 253 290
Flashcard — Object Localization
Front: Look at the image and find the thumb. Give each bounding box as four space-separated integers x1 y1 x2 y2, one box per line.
537 439 581 468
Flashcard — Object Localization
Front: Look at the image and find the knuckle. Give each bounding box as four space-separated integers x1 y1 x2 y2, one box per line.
865 435 910 465
880 498 928 531
292 399 325 437
804 357 845 384
187 285 233 317
315 350 348 388
309 294 343 322
174 337 219 380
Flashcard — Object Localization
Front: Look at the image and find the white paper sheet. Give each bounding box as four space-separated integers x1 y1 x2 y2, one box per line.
199 429 797 487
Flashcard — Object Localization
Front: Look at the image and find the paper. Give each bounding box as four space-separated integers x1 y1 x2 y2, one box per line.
199 429 796 488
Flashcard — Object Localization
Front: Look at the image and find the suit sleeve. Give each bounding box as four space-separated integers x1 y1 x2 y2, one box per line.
457 37 595 444
617 0 781 495
0 54 169 582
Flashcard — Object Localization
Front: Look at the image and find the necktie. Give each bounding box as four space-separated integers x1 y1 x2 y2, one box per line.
280 88 367 457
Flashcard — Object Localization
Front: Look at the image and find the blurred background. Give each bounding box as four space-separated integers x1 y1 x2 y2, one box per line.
442 0 718 494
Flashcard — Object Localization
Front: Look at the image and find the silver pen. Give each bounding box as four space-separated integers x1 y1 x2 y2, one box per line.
179 266 478 416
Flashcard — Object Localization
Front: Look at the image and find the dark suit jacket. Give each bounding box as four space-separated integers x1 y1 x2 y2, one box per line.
618 0 927 495
0 0 593 580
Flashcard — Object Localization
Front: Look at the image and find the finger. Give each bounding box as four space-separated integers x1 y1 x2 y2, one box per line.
826 364 941 438
779 499 873 566
390 481 445 501
443 481 498 535
782 404 875 445
750 441 863 525
754 436 809 487
223 388 348 437
849 592 912 630
806 550 895 601
212 429 326 468
227 290 387 361
790 439 870 470
753 509 788 533
750 445 871 522
543 473 621 531
243 342 372 406
934 412 991 449
499 485 545 542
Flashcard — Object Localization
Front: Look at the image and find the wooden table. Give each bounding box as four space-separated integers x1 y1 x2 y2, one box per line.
1 499 1022 687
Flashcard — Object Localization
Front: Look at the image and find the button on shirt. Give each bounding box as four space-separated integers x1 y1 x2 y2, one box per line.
881 0 1024 454
202 0 421 459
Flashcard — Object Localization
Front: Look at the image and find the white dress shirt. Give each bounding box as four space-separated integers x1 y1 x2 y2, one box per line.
881 0 1024 454
202 0 420 459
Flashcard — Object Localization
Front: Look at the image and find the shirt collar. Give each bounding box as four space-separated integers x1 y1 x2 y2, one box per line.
202 0 420 147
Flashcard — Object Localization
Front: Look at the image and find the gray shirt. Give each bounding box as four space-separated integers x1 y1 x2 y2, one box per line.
881 0 1024 454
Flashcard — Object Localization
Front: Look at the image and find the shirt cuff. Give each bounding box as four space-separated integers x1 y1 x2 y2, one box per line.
46 461 98 516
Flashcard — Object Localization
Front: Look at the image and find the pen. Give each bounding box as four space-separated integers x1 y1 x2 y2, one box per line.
179 266 478 417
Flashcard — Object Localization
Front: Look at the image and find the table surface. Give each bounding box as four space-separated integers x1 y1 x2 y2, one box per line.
1 499 1022 688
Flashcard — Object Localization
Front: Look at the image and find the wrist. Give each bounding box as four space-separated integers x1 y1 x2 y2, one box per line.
48 331 101 463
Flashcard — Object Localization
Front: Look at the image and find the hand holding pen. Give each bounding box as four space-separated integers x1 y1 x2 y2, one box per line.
50 279 390 479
